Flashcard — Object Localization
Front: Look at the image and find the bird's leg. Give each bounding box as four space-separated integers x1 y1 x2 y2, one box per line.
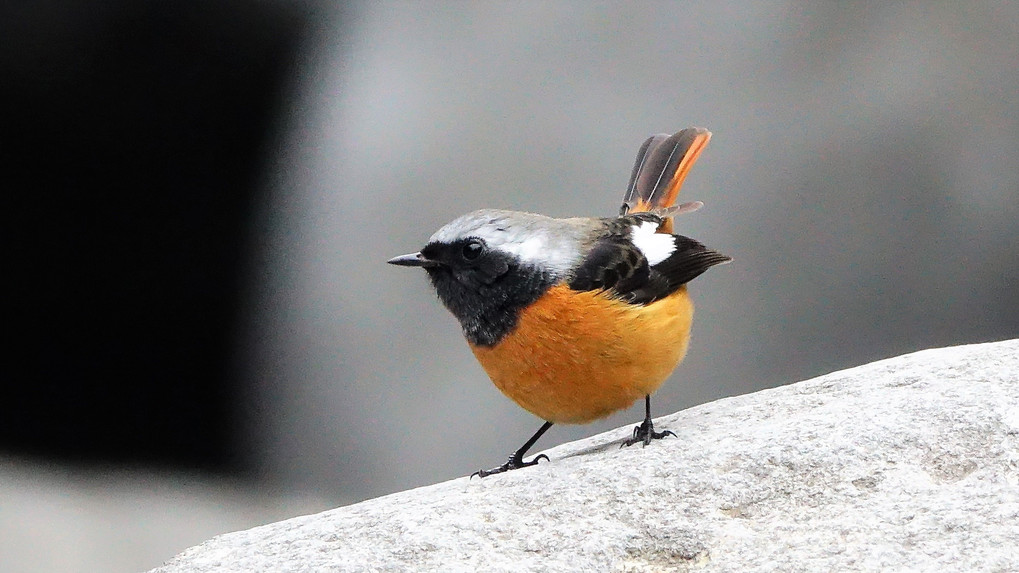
622 394 676 447
472 421 553 478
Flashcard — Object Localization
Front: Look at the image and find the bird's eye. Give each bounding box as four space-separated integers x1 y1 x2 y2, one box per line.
462 240 484 261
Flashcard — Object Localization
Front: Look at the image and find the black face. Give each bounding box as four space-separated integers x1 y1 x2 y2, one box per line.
418 238 555 347
420 238 509 289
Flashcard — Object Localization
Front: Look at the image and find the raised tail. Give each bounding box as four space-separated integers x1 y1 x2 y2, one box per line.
620 128 711 234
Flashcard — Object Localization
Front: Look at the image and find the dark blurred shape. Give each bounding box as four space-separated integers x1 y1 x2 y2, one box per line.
1 1 307 472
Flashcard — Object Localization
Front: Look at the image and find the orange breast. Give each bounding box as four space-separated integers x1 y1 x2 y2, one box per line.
469 284 693 424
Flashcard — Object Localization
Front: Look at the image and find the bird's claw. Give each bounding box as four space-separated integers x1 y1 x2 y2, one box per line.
621 421 676 448
471 453 549 479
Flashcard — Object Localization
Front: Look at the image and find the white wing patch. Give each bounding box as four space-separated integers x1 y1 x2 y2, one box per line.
631 221 675 266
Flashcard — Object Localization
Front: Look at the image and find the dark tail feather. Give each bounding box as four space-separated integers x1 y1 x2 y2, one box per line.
620 127 711 234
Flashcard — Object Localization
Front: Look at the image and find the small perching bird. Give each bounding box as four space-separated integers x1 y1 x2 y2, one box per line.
389 128 730 477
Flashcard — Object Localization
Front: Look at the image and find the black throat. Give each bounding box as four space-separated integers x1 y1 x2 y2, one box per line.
425 259 555 347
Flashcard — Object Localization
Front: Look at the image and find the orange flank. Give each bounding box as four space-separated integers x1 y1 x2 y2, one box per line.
469 284 693 424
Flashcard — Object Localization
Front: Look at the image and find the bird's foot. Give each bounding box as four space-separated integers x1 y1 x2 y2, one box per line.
471 452 549 479
621 419 676 448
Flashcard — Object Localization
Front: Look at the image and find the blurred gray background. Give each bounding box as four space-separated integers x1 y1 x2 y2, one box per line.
245 0 1017 501
5 2 1018 572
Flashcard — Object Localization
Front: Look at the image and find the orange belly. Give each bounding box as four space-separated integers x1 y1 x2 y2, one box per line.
469 284 693 424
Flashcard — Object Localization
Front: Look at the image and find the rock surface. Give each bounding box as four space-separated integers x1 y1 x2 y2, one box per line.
153 340 1019 572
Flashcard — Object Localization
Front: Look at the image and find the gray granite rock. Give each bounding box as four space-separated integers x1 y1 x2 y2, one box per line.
152 340 1019 572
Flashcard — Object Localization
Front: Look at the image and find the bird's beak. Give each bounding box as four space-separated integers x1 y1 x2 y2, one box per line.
387 252 439 268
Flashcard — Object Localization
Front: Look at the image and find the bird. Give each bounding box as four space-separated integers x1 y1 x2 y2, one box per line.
388 128 730 477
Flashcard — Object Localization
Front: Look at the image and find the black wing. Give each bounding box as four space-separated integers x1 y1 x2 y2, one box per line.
625 235 731 304
568 216 730 304
568 237 653 296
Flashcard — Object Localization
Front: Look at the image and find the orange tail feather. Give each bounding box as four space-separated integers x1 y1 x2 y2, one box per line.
620 128 711 234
